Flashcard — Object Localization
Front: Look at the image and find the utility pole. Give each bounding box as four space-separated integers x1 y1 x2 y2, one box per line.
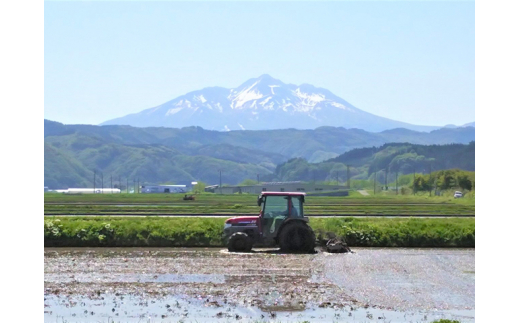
111 175 113 193
101 173 104 194
126 178 129 194
413 167 416 196
385 167 388 190
219 170 222 194
429 163 432 197
137 178 140 194
93 170 96 193
396 171 398 195
373 171 376 195
133 179 136 194
434 173 438 196
257 174 259 184
346 165 351 189
413 156 419 196
119 176 121 194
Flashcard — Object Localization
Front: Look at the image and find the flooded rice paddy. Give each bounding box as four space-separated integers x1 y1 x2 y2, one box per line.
44 248 474 323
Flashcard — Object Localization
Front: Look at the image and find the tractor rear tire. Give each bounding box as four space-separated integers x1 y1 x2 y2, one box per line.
278 222 316 253
227 232 253 252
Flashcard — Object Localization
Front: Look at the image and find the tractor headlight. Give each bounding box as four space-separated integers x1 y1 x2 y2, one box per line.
224 223 232 230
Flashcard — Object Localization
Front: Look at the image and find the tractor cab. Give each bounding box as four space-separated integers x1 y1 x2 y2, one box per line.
257 192 306 242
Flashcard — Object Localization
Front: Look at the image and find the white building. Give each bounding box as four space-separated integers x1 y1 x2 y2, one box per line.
57 188 122 194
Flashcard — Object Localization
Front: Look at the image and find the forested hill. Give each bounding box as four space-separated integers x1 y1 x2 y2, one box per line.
273 142 475 183
330 142 475 172
44 120 475 188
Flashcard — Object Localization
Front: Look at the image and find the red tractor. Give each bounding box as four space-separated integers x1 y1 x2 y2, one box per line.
223 192 316 253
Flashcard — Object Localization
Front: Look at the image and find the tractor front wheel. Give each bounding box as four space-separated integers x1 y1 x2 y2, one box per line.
227 232 253 252
278 222 316 253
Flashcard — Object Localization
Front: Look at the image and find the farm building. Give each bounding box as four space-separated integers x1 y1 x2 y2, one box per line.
141 184 187 193
207 181 348 195
204 185 220 193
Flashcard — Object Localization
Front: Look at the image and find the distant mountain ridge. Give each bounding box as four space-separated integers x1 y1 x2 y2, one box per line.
443 121 475 128
101 74 463 132
46 120 475 162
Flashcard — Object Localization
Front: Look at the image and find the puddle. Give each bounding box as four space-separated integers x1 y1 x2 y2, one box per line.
45 248 474 322
44 293 475 323
114 204 193 207
45 273 226 284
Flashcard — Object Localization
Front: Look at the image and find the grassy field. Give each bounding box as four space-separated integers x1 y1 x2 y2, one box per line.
44 192 475 216
44 216 475 248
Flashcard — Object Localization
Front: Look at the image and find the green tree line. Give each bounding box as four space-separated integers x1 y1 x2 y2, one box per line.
411 169 474 192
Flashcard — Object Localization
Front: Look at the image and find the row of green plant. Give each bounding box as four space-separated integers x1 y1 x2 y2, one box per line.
45 191 474 205
44 217 474 248
311 217 474 247
44 203 475 216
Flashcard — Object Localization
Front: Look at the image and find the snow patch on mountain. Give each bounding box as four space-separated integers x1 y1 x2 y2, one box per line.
294 88 325 103
260 96 272 106
166 107 182 116
195 95 207 103
331 102 348 110
229 81 264 109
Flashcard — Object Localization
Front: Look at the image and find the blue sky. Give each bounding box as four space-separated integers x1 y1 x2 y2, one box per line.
44 0 475 127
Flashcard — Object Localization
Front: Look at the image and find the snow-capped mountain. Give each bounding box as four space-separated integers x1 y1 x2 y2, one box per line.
101 74 440 132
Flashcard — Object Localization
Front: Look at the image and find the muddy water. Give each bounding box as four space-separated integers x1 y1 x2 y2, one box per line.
44 248 475 322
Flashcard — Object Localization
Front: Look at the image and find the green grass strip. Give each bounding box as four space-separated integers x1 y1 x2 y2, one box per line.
45 217 474 248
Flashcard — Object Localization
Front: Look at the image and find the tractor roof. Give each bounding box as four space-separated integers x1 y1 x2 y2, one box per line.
260 192 306 196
